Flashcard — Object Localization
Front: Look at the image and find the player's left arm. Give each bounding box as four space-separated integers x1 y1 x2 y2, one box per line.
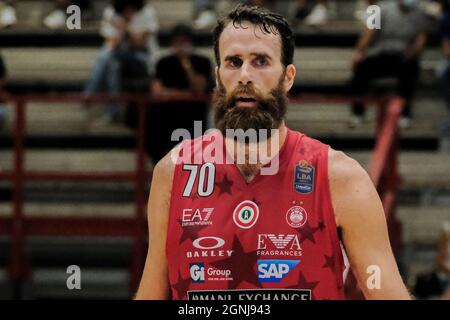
328 149 412 300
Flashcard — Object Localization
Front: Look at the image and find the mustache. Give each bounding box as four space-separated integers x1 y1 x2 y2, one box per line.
221 83 271 111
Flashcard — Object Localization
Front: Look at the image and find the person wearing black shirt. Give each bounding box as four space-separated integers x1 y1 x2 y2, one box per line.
147 24 213 163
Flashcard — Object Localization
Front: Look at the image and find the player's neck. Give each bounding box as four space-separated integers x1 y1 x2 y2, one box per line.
226 122 287 183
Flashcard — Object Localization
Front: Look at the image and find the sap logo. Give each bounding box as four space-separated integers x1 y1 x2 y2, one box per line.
258 260 300 283
190 263 205 283
181 208 214 227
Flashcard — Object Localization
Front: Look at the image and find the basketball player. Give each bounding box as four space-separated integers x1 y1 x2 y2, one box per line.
135 5 411 300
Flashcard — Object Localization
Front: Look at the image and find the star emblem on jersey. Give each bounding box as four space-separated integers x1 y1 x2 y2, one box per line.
296 220 319 244
177 219 208 245
286 206 307 228
172 270 191 300
233 200 260 229
215 173 234 196
322 254 335 270
210 235 259 289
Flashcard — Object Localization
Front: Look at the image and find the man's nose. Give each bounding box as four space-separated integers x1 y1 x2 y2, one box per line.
238 62 253 84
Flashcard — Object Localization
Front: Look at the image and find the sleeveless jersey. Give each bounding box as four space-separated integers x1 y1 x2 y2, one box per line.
166 128 345 300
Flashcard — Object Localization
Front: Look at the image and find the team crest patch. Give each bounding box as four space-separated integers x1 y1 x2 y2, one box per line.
294 160 315 194
286 206 307 228
233 200 260 229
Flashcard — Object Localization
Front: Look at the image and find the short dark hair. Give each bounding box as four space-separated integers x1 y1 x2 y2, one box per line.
213 4 295 67
113 0 144 15
170 24 194 42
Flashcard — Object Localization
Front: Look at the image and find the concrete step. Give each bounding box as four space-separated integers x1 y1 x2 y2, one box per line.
398 206 450 244
0 203 134 217
0 267 130 299
0 97 446 138
1 47 441 83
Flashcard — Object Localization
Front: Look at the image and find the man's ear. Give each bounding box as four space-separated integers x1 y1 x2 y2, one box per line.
215 66 219 88
283 64 297 92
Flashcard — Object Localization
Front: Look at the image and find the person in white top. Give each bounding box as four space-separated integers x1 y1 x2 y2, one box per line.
84 0 159 123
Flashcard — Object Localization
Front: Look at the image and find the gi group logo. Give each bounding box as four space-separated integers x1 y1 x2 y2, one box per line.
190 263 205 283
258 260 300 283
233 200 259 229
189 263 233 283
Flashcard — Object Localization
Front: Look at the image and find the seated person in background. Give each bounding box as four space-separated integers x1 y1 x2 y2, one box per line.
0 52 7 131
349 0 428 129
84 0 159 124
147 24 213 163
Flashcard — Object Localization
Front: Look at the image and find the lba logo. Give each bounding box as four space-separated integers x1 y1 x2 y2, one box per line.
258 260 300 283
190 263 205 283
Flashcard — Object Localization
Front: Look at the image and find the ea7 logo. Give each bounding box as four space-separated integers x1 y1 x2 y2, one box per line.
258 260 300 283
181 208 214 227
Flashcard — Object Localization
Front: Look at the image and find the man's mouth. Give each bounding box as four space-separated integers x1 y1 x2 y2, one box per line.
235 96 257 108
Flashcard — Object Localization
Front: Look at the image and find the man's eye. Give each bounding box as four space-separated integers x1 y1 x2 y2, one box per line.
229 58 242 68
255 58 268 67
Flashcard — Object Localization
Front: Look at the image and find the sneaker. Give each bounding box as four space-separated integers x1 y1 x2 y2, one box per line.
399 116 411 129
193 10 217 30
0 4 17 28
348 115 363 129
43 9 66 30
305 3 328 26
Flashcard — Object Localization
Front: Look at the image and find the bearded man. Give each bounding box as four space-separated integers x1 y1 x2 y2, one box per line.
135 4 411 300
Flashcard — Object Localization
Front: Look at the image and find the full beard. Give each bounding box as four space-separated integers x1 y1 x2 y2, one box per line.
213 74 288 141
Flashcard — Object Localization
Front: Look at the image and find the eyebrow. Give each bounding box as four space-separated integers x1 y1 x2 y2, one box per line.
224 52 272 62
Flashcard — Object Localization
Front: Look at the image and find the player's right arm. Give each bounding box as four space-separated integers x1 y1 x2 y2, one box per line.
134 150 177 299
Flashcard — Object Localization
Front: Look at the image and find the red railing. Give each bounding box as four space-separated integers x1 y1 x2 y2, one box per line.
0 93 402 299
344 96 404 299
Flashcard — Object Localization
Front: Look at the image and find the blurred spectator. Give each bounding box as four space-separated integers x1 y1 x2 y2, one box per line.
146 24 213 163
436 221 450 288
193 0 216 30
349 0 428 129
438 0 450 137
43 0 92 30
84 0 159 124
0 0 16 28
413 221 450 299
0 52 6 131
294 0 331 26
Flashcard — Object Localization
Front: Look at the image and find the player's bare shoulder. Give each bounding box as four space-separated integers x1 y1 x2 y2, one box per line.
328 148 368 185
327 148 378 226
149 144 181 208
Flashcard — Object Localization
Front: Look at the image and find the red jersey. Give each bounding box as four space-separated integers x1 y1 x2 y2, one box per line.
166 128 345 300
